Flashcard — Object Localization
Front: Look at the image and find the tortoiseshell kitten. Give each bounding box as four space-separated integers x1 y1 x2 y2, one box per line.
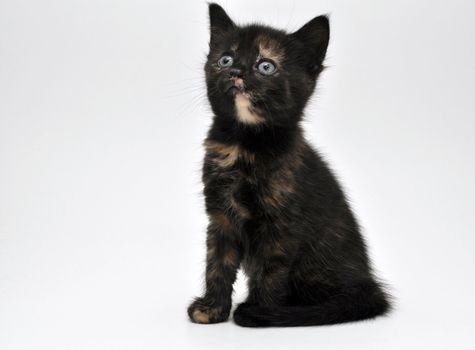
187 4 391 327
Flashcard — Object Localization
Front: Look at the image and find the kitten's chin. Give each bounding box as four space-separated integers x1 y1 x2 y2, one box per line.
234 92 250 102
226 86 249 98
234 91 250 99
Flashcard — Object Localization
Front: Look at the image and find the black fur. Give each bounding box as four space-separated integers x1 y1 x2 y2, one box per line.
187 3 391 327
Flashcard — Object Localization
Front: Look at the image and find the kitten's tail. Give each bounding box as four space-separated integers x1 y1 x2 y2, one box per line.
233 282 391 327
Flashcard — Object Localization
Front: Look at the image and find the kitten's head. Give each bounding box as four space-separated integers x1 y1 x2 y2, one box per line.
205 3 329 128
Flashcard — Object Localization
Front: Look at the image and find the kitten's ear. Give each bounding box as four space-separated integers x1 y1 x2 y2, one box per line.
291 15 330 69
208 3 235 44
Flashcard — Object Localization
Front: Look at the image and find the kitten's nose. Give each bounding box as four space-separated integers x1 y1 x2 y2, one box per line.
229 68 243 78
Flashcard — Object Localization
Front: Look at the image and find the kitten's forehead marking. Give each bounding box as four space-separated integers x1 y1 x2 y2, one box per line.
255 35 284 63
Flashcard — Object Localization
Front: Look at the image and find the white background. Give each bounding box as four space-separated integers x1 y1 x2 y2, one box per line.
1 0 474 349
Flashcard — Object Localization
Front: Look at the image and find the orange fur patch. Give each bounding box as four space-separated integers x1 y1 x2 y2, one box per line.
256 35 284 63
205 141 255 168
192 310 210 323
234 94 265 125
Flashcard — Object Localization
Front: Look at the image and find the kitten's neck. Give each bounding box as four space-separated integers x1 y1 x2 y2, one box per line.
207 115 303 156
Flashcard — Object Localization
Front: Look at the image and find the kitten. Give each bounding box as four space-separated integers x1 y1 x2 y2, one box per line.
187 3 391 327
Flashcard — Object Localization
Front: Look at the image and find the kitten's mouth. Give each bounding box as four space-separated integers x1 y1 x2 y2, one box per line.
225 78 249 98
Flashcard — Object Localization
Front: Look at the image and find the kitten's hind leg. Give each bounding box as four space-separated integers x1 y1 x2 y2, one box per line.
233 280 391 327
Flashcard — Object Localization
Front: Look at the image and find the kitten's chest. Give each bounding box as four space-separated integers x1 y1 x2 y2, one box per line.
203 139 299 273
203 139 295 222
203 141 265 219
207 165 259 216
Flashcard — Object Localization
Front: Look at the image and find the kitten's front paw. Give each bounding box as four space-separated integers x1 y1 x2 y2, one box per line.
187 297 230 324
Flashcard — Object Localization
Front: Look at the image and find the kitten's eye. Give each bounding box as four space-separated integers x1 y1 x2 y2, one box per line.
218 55 234 68
257 60 276 76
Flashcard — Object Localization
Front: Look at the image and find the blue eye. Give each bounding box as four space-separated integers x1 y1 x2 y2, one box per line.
257 60 276 75
218 55 233 67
